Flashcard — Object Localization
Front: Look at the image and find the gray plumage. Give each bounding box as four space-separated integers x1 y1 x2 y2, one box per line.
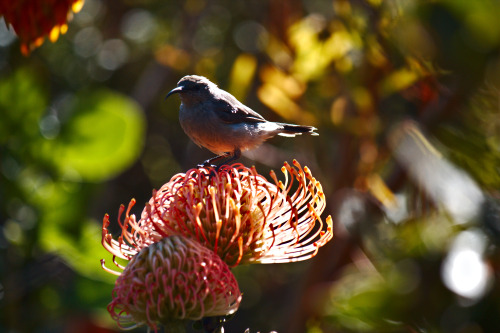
166 75 318 166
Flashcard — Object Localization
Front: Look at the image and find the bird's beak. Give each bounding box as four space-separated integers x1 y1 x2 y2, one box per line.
165 86 183 99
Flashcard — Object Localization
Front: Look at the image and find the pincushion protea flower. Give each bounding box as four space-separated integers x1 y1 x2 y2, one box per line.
101 161 332 330
102 160 333 267
0 0 84 55
101 235 241 332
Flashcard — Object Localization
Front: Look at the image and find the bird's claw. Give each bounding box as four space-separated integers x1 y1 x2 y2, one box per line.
198 162 217 169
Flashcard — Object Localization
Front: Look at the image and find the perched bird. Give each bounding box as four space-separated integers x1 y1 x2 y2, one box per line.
166 75 318 167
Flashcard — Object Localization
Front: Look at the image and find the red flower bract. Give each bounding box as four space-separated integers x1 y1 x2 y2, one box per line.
102 160 333 267
105 235 241 331
0 0 84 55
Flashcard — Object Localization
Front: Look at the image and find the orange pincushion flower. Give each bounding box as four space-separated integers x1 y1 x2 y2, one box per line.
0 0 84 55
103 235 241 331
102 161 333 267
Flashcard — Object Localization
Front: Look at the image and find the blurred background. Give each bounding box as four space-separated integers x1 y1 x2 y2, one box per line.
1 0 500 332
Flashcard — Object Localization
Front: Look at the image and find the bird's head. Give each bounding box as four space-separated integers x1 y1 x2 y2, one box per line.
166 75 216 103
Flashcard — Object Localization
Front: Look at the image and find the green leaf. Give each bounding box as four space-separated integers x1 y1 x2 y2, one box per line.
33 178 119 284
43 89 146 182
0 68 48 143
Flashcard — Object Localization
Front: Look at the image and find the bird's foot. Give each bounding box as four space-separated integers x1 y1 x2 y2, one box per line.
197 152 233 170
196 149 241 171
197 160 218 169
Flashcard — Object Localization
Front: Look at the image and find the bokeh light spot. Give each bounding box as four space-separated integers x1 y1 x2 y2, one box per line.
442 230 491 301
97 39 129 70
3 220 23 244
121 10 156 43
73 27 102 58
233 21 269 53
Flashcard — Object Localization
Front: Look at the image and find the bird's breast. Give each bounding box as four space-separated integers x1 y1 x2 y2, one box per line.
179 102 227 153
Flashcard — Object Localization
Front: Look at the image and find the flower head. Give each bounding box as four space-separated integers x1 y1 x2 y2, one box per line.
103 160 332 267
103 235 241 331
0 0 84 55
101 161 333 330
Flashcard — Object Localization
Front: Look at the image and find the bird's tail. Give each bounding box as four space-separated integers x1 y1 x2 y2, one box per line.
277 123 319 137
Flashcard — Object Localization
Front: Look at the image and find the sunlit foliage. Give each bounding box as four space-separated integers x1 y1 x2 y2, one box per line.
1 0 500 332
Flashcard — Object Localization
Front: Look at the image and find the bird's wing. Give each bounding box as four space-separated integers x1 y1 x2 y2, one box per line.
212 90 266 124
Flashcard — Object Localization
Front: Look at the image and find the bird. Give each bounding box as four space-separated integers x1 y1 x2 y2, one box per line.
166 75 318 167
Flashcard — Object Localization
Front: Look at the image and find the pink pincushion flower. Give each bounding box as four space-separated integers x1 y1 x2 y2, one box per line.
101 161 333 330
103 235 241 331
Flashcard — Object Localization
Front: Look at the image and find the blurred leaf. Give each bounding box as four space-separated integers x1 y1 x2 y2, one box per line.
42 89 146 182
289 17 357 81
435 87 500 188
257 83 312 123
259 65 306 99
155 44 191 70
228 53 257 101
40 216 118 284
379 62 424 97
438 126 500 188
442 0 500 51
32 178 117 283
0 68 47 144
324 267 406 332
0 70 145 284
324 216 454 332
